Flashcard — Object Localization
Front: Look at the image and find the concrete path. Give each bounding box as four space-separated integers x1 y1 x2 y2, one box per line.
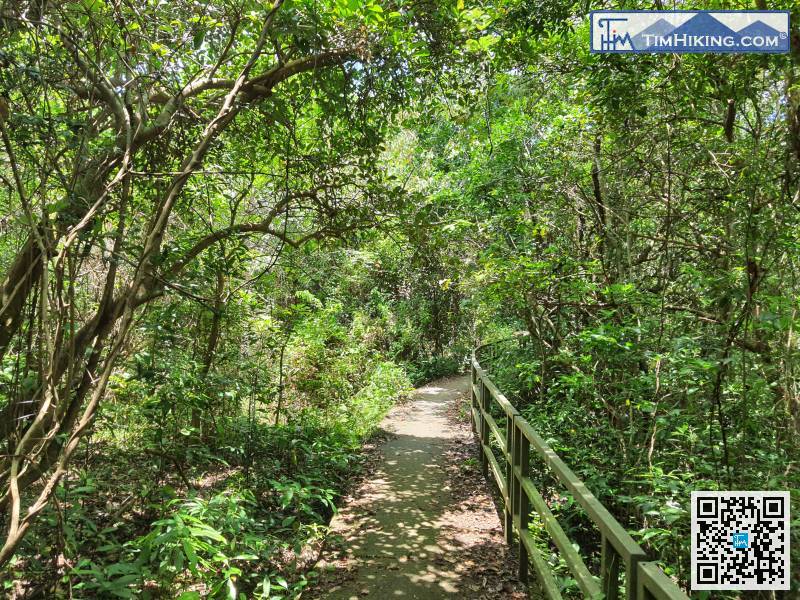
311 375 528 599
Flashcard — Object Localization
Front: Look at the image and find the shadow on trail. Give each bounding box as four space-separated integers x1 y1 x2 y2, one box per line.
311 377 526 599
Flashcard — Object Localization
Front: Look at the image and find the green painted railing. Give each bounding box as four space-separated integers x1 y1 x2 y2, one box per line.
470 336 689 600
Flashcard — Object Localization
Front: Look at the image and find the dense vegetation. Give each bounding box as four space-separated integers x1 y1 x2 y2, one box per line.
407 27 800 595
0 0 798 597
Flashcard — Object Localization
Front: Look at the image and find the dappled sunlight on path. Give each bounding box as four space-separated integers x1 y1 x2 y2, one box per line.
310 376 528 599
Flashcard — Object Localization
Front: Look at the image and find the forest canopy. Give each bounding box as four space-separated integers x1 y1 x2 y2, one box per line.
0 0 798 597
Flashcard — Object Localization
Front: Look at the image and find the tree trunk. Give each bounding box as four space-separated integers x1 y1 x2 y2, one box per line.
192 269 226 431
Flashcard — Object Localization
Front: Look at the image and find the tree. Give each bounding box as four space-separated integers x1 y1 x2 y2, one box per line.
0 0 441 564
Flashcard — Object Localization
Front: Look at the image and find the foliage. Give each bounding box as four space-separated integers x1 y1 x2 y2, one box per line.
1 0 799 597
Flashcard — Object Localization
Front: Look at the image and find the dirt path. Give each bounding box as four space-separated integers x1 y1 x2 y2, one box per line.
310 375 528 599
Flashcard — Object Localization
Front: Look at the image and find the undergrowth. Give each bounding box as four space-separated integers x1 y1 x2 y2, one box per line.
5 345 411 599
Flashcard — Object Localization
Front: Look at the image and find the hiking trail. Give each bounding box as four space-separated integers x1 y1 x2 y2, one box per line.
311 375 529 599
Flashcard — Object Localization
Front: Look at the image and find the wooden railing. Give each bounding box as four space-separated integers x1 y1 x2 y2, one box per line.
470 337 689 600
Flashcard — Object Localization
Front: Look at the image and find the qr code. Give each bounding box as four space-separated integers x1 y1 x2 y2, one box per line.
691 491 790 590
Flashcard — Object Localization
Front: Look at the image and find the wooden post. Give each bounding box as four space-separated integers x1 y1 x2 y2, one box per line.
480 380 489 477
470 362 477 433
515 418 530 584
504 413 514 545
626 556 641 600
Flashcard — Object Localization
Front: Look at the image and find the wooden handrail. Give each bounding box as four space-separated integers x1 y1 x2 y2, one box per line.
470 338 689 600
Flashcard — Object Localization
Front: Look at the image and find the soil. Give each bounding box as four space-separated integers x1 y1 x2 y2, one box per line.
308 375 530 599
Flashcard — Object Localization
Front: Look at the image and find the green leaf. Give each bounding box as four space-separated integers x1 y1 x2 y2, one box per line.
281 516 296 527
182 539 199 575
227 578 237 600
189 526 226 543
